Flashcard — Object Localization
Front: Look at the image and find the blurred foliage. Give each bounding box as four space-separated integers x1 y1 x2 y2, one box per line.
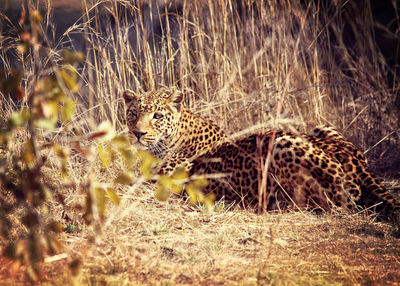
0 6 119 282
0 8 87 277
0 6 211 282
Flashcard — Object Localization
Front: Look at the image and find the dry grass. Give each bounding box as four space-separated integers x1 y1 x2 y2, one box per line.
70 0 399 174
1 0 400 284
2 196 400 285
60 209 400 285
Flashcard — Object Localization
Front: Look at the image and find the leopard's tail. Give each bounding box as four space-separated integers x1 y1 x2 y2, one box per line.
358 175 400 223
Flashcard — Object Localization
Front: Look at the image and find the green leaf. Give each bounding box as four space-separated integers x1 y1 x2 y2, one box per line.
119 147 134 167
40 100 59 119
63 50 85 64
114 172 134 185
137 150 158 180
155 183 171 202
106 188 120 205
61 97 76 122
186 184 201 205
111 134 130 148
58 67 78 93
64 225 79 233
53 143 69 177
21 139 35 166
97 144 110 168
171 167 188 181
53 143 68 160
8 110 29 127
204 193 216 208
93 187 106 215
35 118 56 130
38 75 63 100
192 177 208 189
32 10 43 23
185 177 208 205
159 174 183 195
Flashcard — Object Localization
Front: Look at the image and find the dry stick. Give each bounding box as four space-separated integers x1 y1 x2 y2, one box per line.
343 105 368 132
81 0 95 116
258 92 285 213
363 131 396 155
272 174 305 213
163 0 174 86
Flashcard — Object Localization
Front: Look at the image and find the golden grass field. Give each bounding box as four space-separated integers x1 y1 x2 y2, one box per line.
2 195 400 285
1 0 400 285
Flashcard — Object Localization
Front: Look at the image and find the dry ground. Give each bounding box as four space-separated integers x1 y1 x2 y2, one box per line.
1 187 400 285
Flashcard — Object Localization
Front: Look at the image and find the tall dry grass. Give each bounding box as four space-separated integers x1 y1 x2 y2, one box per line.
2 0 398 165
62 0 398 174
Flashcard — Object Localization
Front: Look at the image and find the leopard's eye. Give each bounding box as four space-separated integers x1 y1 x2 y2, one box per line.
153 112 163 119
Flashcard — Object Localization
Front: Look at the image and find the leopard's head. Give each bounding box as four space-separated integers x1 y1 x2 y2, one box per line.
123 89 184 154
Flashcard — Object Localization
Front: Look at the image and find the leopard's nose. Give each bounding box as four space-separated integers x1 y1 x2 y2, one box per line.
132 130 147 140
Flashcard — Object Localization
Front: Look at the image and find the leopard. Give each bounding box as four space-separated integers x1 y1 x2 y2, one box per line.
123 89 225 174
123 89 399 220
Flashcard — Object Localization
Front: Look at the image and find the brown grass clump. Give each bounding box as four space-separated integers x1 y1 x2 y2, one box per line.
1 0 400 284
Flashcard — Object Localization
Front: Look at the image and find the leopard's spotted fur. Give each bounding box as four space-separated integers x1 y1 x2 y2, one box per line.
124 89 399 219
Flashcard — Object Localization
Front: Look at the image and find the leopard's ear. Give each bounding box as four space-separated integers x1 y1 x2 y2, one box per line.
166 90 184 111
123 90 140 104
